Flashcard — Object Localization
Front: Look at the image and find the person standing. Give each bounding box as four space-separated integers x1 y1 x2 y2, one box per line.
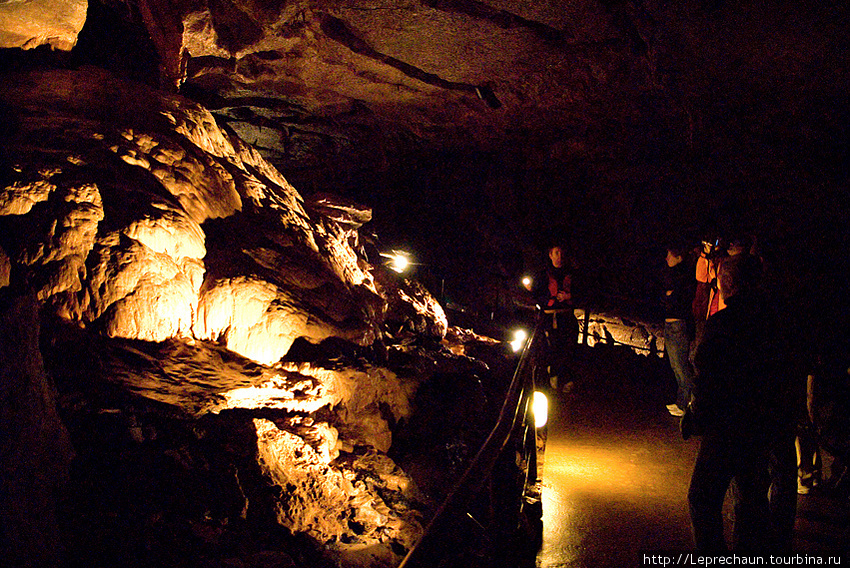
532 244 579 392
687 254 793 551
662 243 696 417
693 237 723 347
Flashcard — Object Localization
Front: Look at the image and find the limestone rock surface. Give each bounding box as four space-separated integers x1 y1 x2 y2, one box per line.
376 269 449 341
39 307 442 567
0 66 386 364
0 65 474 568
0 245 9 288
0 294 74 568
577 308 663 355
255 419 423 568
0 0 87 50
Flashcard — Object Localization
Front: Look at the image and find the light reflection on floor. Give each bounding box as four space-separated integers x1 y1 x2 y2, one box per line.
536 391 699 568
531 349 849 567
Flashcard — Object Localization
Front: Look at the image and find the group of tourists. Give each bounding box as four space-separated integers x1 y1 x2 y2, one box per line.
665 241 797 551
528 234 827 552
661 234 807 552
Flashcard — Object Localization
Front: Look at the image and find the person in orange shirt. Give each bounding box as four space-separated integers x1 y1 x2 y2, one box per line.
693 237 724 349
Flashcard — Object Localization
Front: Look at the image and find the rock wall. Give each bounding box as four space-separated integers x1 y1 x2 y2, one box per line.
0 67 461 568
0 0 87 50
0 293 74 568
0 66 389 364
577 308 664 356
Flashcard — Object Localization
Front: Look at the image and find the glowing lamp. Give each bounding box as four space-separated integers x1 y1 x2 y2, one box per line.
533 391 548 428
521 276 532 290
381 250 413 274
390 254 409 273
509 328 528 352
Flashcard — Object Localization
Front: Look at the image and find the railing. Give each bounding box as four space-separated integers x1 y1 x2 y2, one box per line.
397 301 663 566
397 311 547 568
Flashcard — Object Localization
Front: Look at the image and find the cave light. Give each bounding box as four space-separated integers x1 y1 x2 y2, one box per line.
533 390 548 428
521 275 532 290
381 250 413 274
509 328 528 352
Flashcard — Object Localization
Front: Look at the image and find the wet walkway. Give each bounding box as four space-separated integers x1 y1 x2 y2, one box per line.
535 346 850 568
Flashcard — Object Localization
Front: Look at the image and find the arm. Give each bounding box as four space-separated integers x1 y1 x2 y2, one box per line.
531 270 550 307
695 254 710 283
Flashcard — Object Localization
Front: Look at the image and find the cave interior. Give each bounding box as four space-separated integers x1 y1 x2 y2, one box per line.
1 0 849 567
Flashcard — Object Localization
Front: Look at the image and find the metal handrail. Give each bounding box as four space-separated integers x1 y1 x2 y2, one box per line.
397 311 546 568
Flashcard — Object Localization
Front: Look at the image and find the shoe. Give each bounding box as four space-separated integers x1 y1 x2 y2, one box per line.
667 404 685 417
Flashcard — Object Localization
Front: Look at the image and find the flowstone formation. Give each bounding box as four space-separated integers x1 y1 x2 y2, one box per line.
0 67 491 568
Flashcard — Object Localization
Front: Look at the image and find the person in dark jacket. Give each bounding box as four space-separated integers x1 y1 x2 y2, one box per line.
687 254 794 552
662 243 697 416
531 244 579 392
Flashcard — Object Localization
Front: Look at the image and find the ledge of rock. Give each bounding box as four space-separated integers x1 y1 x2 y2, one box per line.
0 66 389 363
0 0 87 50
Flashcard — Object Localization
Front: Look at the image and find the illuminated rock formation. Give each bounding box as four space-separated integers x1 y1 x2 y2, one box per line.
0 67 460 568
0 66 391 363
255 419 423 566
0 0 86 50
4 1 845 566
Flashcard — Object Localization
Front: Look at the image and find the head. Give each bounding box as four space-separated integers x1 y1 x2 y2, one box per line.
718 254 761 301
700 232 719 254
725 236 749 257
665 250 680 267
548 245 564 268
665 242 689 267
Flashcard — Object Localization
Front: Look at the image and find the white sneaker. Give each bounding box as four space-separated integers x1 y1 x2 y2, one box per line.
666 404 685 417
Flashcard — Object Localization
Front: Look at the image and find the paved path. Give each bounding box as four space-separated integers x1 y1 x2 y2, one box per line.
534 345 849 568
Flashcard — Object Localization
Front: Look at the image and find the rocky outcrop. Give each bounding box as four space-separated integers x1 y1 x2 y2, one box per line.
0 66 388 364
255 420 423 566
576 308 663 356
0 245 9 288
0 0 87 50
0 66 476 568
36 308 434 567
376 269 449 342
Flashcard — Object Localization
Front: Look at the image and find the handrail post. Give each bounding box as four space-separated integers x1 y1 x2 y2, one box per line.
582 306 590 346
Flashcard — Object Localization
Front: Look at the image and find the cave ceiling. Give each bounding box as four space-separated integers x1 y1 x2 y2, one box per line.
61 1 844 189
2 0 850 309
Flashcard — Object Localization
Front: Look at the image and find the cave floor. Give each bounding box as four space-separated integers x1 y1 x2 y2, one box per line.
534 346 850 568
